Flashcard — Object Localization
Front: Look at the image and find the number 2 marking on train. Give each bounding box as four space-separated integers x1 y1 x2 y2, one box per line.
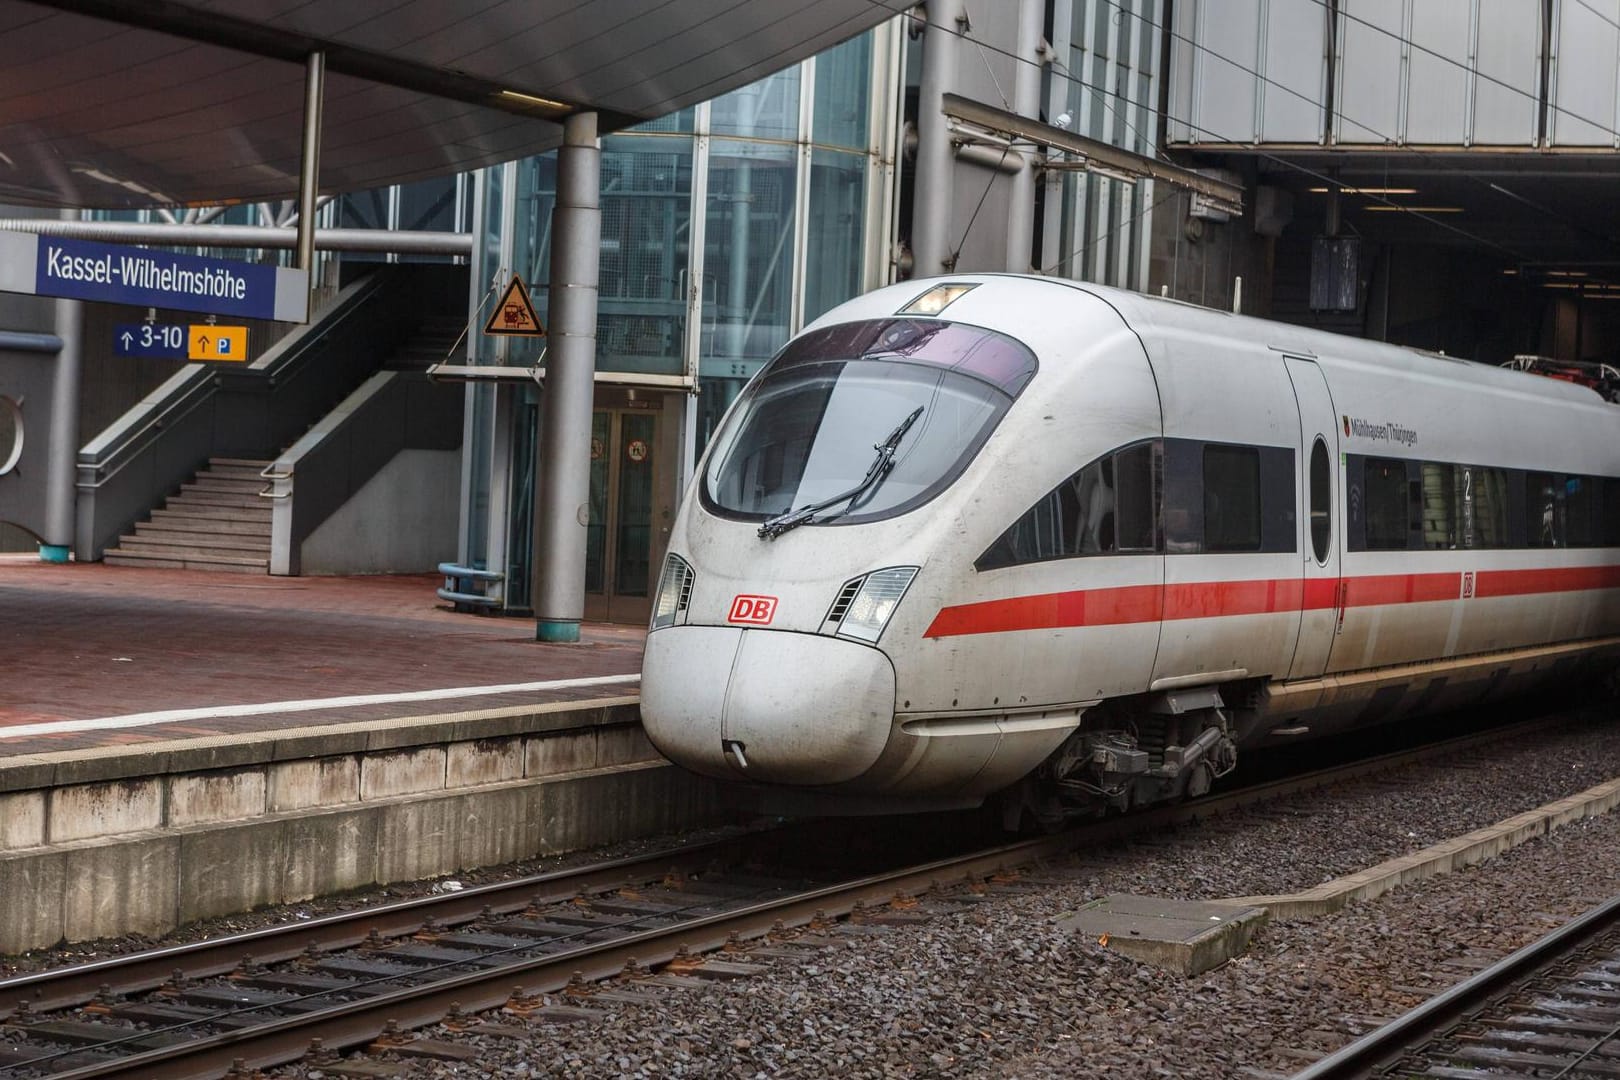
728 595 778 625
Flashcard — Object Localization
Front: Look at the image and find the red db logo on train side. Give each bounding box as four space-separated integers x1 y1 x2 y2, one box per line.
728 594 778 625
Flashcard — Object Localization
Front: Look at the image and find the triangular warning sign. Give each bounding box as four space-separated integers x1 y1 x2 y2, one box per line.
483 274 545 337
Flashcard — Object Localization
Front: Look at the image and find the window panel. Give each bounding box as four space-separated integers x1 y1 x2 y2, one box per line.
1203 445 1261 553
1421 462 1457 549
1527 471 1564 547
976 441 1160 570
1468 466 1511 548
1566 475 1597 547
1363 458 1410 550
1309 438 1331 562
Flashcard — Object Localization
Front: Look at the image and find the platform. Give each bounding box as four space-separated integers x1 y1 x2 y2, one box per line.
0 557 645 756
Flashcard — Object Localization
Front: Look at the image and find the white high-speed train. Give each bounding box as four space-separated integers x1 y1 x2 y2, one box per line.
641 275 1620 825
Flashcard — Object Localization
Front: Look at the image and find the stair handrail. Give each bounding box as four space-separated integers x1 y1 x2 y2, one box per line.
257 460 293 499
77 272 393 493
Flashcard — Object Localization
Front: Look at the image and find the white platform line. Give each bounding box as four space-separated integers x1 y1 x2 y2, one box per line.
0 674 642 741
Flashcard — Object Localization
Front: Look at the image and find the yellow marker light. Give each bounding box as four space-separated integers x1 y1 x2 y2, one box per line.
900 283 979 316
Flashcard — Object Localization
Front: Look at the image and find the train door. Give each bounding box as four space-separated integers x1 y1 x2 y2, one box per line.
1283 357 1343 679
584 407 661 624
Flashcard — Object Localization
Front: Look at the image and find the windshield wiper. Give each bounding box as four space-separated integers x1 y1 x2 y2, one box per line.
758 406 924 540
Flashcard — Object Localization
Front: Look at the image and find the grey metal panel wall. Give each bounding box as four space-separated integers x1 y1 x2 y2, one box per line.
1405 0 1472 144
1550 0 1620 147
1261 0 1330 141
1336 0 1405 143
1474 0 1542 145
1168 0 1327 143
1171 0 1542 148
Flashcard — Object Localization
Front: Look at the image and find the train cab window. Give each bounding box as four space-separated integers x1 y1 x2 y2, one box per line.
976 441 1160 570
1362 458 1409 550
1202 445 1261 552
702 319 1037 528
1309 438 1331 563
1526 472 1564 547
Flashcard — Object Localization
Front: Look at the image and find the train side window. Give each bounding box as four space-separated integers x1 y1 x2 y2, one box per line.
1203 445 1261 552
975 441 1161 570
1363 458 1408 550
1420 463 1456 549
1468 466 1511 549
1113 442 1159 552
1526 472 1563 547
1604 478 1620 546
1309 438 1331 563
1565 476 1596 547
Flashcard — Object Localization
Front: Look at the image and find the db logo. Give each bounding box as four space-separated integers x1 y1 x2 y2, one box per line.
727 594 778 625
1461 571 1475 600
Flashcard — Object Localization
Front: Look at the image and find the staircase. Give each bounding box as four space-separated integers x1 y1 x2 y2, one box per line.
102 458 273 573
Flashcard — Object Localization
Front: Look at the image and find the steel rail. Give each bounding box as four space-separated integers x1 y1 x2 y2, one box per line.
1290 892 1620 1079
0 834 752 1016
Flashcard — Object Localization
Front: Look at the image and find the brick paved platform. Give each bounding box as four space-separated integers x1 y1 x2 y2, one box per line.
0 557 644 756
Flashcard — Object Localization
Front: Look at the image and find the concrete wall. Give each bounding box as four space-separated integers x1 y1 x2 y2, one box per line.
300 448 460 574
0 699 730 953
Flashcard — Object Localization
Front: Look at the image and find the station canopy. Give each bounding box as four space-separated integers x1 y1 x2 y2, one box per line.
0 0 912 210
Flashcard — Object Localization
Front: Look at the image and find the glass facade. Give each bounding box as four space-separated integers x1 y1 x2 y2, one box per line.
462 25 900 604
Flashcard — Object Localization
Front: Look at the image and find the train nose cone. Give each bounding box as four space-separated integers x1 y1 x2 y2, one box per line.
641 627 895 786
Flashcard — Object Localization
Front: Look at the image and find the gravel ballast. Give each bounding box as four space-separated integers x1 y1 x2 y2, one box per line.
280 710 1620 1079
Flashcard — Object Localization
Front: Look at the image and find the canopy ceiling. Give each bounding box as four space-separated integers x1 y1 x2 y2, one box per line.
0 0 911 209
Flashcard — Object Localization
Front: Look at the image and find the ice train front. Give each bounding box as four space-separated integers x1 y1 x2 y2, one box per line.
640 285 1038 805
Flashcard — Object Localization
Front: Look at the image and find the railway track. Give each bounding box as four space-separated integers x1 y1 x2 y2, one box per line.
1293 892 1620 1079
0 714 1576 1080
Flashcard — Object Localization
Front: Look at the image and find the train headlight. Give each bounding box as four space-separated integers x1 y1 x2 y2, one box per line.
651 553 694 630
832 566 918 644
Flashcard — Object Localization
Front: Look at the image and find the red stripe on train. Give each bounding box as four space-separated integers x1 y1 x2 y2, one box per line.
923 565 1620 639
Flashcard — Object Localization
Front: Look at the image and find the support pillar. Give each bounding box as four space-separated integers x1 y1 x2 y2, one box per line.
295 52 325 284
534 112 601 644
41 294 81 563
912 0 964 277
1004 0 1044 273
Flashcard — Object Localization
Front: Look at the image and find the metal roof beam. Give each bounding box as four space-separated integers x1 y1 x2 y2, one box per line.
941 92 1244 216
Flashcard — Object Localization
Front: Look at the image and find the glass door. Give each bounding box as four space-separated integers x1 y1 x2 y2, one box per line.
584 407 660 624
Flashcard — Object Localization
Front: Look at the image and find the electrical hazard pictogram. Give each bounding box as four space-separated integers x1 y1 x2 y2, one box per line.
482 274 545 337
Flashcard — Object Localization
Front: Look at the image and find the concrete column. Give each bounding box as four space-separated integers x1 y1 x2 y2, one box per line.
912 0 965 277
1004 0 1044 273
534 112 601 643
295 51 325 285
41 294 82 562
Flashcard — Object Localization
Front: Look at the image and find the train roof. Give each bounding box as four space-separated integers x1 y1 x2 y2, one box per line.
871 274 1614 414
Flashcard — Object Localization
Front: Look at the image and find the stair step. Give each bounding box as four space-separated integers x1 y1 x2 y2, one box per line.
104 549 268 573
172 489 269 509
208 457 272 469
201 465 270 481
142 514 271 536
186 476 266 492
125 531 269 553
117 536 270 556
152 505 273 524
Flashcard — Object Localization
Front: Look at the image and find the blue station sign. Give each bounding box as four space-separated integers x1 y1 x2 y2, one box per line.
0 231 307 322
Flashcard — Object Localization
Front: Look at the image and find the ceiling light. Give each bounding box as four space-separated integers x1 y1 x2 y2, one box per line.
1308 186 1419 195
1363 205 1464 213
497 89 571 113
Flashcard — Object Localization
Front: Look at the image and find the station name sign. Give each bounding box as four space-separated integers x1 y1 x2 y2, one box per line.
0 231 308 323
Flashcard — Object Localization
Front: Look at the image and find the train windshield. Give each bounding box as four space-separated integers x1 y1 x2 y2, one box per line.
702 319 1037 525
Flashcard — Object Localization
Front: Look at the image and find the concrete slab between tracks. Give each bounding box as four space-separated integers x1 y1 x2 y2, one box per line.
0 695 727 955
1058 895 1269 977
1224 774 1620 922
